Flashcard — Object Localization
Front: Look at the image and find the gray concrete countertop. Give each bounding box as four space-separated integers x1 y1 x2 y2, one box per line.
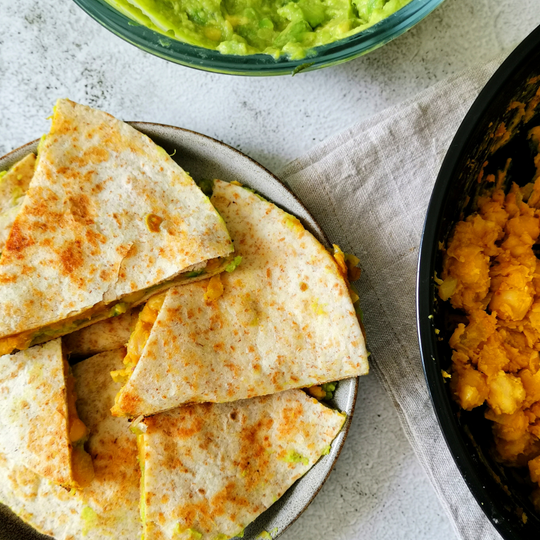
1 1 540 539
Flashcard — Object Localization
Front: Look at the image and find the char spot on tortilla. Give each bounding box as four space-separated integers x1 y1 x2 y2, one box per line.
68 194 94 224
74 147 110 167
278 404 304 439
116 244 132 258
174 411 204 439
99 269 113 282
59 240 85 276
118 391 143 415
20 265 34 277
84 228 107 248
238 426 273 494
91 180 105 195
5 221 34 254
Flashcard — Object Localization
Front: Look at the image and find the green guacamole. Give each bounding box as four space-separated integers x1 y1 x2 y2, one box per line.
108 0 412 59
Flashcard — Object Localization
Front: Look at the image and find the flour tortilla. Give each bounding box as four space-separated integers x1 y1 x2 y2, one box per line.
0 339 77 487
140 389 346 540
64 308 140 358
114 180 368 417
0 153 35 253
0 99 233 353
0 349 141 539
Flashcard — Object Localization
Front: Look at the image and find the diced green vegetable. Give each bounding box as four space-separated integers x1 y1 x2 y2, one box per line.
225 256 243 273
110 302 128 317
283 450 309 466
185 270 205 278
321 381 338 400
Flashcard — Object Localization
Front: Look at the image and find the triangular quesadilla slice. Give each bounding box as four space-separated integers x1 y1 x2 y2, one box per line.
112 179 368 417
0 152 35 253
0 99 233 356
138 389 346 540
64 307 141 358
0 338 93 488
0 348 141 539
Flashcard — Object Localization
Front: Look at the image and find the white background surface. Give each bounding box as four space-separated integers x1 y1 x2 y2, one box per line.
1 1 540 539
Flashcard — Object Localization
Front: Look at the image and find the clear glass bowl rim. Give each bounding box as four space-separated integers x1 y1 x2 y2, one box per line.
72 0 445 75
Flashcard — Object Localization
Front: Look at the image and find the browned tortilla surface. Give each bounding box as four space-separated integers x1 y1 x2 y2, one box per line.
141 389 346 540
0 349 141 539
0 99 233 343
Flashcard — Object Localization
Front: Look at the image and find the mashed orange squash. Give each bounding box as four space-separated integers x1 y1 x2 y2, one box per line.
439 167 540 497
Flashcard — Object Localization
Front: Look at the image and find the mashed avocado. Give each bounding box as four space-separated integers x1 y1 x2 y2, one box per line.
107 0 412 59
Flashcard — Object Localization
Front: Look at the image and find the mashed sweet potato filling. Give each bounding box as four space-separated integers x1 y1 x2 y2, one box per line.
64 360 94 488
110 292 168 388
440 178 540 497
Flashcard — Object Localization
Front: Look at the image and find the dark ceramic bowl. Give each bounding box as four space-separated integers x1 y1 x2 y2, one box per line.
417 25 540 540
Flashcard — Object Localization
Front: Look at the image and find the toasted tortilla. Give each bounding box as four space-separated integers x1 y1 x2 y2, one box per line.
113 180 368 417
64 308 140 358
0 99 233 355
139 389 346 540
0 349 141 539
0 339 90 488
0 153 35 253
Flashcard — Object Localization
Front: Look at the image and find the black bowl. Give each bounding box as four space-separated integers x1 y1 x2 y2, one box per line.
417 25 540 540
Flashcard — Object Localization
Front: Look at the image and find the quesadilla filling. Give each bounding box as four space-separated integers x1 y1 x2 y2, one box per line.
111 292 168 387
0 256 230 357
306 382 337 401
332 244 365 331
64 360 94 488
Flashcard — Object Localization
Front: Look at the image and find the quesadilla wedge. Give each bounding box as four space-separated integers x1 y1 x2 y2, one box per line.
0 338 93 488
0 153 35 254
112 179 368 417
0 99 233 356
64 307 141 358
138 389 346 540
0 348 141 539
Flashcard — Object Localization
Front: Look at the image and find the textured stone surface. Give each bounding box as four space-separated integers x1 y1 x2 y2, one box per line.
0 1 539 539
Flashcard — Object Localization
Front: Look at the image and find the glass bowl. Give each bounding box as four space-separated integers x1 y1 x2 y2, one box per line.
72 0 445 76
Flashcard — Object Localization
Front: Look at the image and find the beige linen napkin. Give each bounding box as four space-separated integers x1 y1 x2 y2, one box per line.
281 58 506 540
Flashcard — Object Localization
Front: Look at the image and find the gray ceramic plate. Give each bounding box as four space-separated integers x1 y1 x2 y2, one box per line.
0 123 358 540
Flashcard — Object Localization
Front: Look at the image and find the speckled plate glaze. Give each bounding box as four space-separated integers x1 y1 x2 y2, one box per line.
0 123 358 540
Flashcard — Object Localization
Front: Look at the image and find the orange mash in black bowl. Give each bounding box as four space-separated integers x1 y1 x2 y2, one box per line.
418 24 540 540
